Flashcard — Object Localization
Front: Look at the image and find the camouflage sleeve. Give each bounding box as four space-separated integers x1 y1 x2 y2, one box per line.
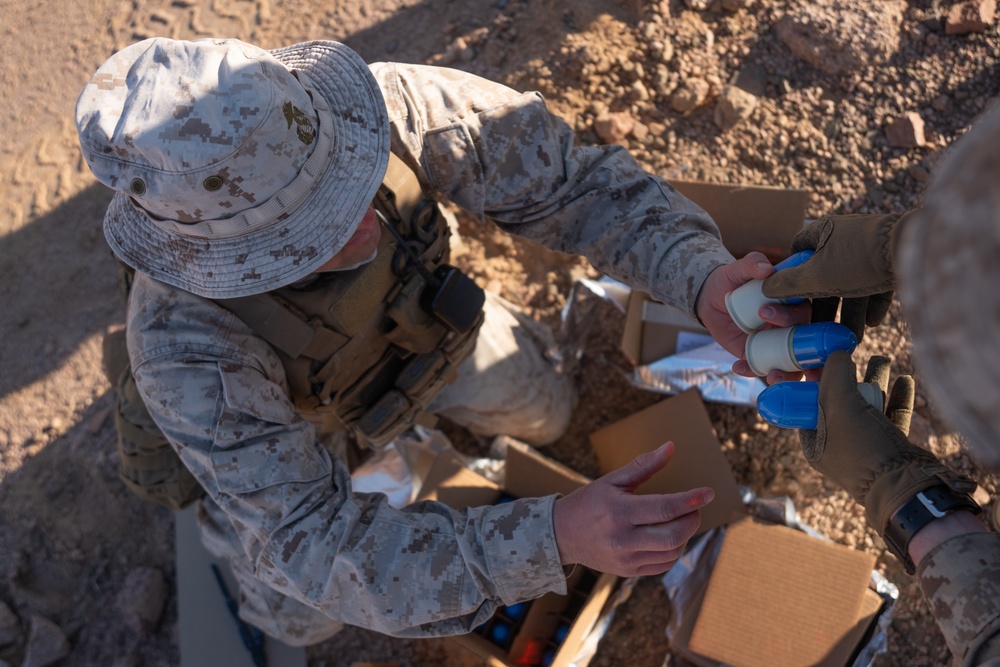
917 531 1000 666
371 62 736 319
126 276 567 637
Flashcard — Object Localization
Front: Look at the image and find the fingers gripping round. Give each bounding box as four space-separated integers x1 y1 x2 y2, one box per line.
866 291 894 327
862 355 892 394
886 375 915 436
839 297 871 343
801 350 859 462
811 296 841 326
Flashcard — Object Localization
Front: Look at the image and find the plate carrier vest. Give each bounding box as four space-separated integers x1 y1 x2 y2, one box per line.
106 153 485 510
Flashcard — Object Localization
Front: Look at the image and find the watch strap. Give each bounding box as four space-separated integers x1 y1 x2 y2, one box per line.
883 484 981 574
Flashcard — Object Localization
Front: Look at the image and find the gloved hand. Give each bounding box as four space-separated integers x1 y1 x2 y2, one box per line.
762 212 914 341
800 351 977 538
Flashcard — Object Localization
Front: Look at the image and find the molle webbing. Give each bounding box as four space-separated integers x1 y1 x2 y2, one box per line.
216 153 482 449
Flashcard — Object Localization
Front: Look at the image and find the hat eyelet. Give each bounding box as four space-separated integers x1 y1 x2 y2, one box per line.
203 175 224 191
130 178 146 196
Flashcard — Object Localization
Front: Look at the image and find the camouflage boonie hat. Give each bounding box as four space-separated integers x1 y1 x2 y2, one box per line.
75 38 389 298
898 104 1000 472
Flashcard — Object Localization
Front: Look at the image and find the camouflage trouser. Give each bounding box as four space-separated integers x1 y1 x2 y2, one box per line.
198 290 576 645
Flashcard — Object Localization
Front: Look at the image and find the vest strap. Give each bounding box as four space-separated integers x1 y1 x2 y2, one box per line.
215 293 347 360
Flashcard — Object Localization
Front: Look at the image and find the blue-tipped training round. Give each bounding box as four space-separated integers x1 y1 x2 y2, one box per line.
772 249 815 305
502 602 527 621
756 381 822 429
490 620 512 646
790 322 858 369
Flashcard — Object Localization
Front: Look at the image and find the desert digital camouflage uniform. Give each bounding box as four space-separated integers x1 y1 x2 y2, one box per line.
122 61 735 643
898 105 1000 667
917 534 1000 666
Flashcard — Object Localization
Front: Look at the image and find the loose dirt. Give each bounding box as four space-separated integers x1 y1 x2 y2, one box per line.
0 1 997 666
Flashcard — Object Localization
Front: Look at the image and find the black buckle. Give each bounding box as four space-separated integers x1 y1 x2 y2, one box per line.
883 485 981 574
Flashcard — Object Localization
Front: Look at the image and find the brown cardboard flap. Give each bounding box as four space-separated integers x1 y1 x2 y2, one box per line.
504 440 591 499
445 444 617 667
589 389 746 534
508 567 585 663
414 456 501 508
621 291 646 366
688 518 877 667
671 180 808 262
450 634 511 666
552 572 618 667
824 588 884 667
622 292 712 365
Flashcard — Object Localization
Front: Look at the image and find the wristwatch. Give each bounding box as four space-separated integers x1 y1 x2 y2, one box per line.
883 484 981 574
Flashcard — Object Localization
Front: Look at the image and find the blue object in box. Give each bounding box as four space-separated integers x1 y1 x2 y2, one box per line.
502 602 527 621
489 620 512 646
553 622 571 644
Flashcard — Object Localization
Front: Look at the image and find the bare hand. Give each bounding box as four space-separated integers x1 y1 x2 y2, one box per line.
552 442 714 577
695 252 810 366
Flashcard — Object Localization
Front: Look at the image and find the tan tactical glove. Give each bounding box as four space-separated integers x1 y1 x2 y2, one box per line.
800 351 977 538
762 212 914 341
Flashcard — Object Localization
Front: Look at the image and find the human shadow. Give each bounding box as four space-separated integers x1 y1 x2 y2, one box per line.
337 0 643 85
0 391 178 666
0 0 651 403
0 183 122 401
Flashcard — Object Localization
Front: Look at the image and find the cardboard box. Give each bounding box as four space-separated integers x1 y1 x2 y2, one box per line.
676 518 881 667
622 180 808 366
589 388 747 534
414 454 502 507
427 441 618 667
671 180 809 263
175 507 307 667
622 291 713 365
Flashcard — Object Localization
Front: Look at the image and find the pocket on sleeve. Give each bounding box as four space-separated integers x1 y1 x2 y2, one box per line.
423 123 486 219
211 363 331 494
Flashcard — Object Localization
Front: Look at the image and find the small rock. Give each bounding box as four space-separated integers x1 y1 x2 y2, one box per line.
885 112 926 148
117 567 168 635
714 85 758 130
945 0 997 34
631 121 650 142
685 0 710 9
775 1 906 76
908 164 930 182
593 111 635 145
21 616 69 667
931 94 951 112
648 39 670 62
670 78 711 114
974 485 993 507
631 79 650 102
0 601 19 647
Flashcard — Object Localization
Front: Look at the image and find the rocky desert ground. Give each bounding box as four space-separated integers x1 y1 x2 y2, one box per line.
0 0 998 665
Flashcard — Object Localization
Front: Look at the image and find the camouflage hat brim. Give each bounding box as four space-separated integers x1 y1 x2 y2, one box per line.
898 104 1000 472
101 41 390 298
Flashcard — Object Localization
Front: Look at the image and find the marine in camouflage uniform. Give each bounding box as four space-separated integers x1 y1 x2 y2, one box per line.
763 106 1000 665
76 38 751 644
